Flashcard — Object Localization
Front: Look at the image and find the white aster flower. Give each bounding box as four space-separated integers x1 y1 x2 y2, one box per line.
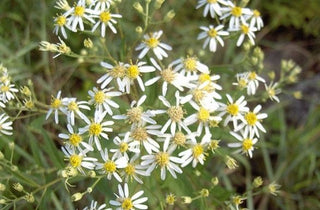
62 145 97 174
64 0 95 31
46 90 66 124
98 61 126 90
91 10 122 37
250 9 264 30
0 113 13 136
79 110 114 151
53 14 73 39
157 91 190 135
83 200 109 210
141 144 183 180
236 105 268 138
179 134 211 168
229 23 257 47
218 94 249 129
90 0 113 11
198 25 229 52
0 80 18 102
135 30 172 60
110 132 140 160
196 73 222 100
122 61 156 93
161 131 197 151
62 97 90 125
110 183 148 210
265 82 281 103
228 128 258 158
59 124 93 153
55 0 71 11
96 148 128 182
113 95 156 127
232 72 249 90
121 154 148 184
170 56 209 77
246 71 265 95
145 58 194 96
88 87 122 114
196 0 229 18
220 2 252 29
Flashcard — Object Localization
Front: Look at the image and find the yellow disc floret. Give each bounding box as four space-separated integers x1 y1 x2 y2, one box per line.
198 107 210 122
183 57 197 72
68 101 78 111
242 138 253 152
89 123 102 136
208 28 217 38
121 198 133 210
69 134 82 146
226 104 239 116
124 164 135 176
119 142 129 153
173 131 186 146
253 9 261 17
207 0 217 3
74 6 85 17
126 107 143 124
248 71 257 80
241 24 249 34
167 106 184 122
127 65 140 79
199 73 211 83
104 160 116 173
131 127 148 142
94 91 105 104
231 6 242 17
193 144 204 158
56 15 66 26
146 37 159 48
100 11 111 23
110 65 126 78
51 98 62 109
245 112 257 126
156 152 169 167
69 154 82 167
161 68 175 83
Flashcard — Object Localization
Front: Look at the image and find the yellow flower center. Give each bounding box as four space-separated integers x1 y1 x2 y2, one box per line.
245 112 257 126
51 98 62 109
156 152 169 167
242 138 253 152
89 123 102 136
126 107 143 124
253 10 260 17
104 160 116 173
173 131 186 146
198 107 210 122
68 101 78 111
268 88 275 97
231 6 242 17
248 72 257 80
207 28 217 38
193 144 204 158
183 57 197 71
69 154 82 167
241 24 249 34
207 0 217 3
146 37 159 48
168 106 184 122
131 127 148 142
127 65 140 79
124 164 135 175
226 104 239 116
94 91 105 104
109 65 126 78
193 89 204 103
161 68 175 83
56 16 66 26
100 11 111 23
119 142 129 153
199 73 211 83
0 85 9 92
232 196 243 205
74 6 85 17
121 198 133 210
69 134 82 146
166 194 176 205
238 78 247 88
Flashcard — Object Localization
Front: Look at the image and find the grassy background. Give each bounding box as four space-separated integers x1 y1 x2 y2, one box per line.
0 0 320 209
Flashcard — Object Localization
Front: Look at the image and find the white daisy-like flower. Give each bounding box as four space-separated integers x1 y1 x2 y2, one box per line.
246 71 265 95
250 9 264 30
110 183 148 210
141 144 183 180
129 124 162 154
46 90 66 124
113 95 156 127
265 82 281 103
91 10 122 37
98 61 126 90
220 2 252 29
196 0 229 18
236 104 268 138
196 73 222 100
64 0 95 31
110 132 140 160
59 124 93 153
83 200 109 210
121 154 148 184
161 131 197 151
184 103 221 136
179 134 211 168
53 36 71 58
0 80 18 102
0 113 13 136
79 110 114 151
218 94 249 129
90 0 113 12
232 72 249 90
88 87 122 114
157 91 190 135
62 146 97 174
197 25 229 52
228 128 258 158
54 0 71 11
62 97 90 125
96 148 128 182
170 56 209 77
229 23 257 47
145 58 195 96
135 30 172 60
122 61 156 93
53 14 72 39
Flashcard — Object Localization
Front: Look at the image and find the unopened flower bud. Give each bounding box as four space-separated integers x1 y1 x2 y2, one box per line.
166 193 175 205
136 26 143 34
133 2 144 13
84 38 93 48
0 183 6 191
13 183 24 192
9 142 15 150
225 156 238 169
211 177 219 186
164 10 175 22
0 199 6 204
253 176 263 188
181 196 192 204
11 165 19 172
88 170 96 178
87 187 93 193
24 193 35 203
155 0 165 9
200 188 209 197
71 192 83 202
0 151 4 159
